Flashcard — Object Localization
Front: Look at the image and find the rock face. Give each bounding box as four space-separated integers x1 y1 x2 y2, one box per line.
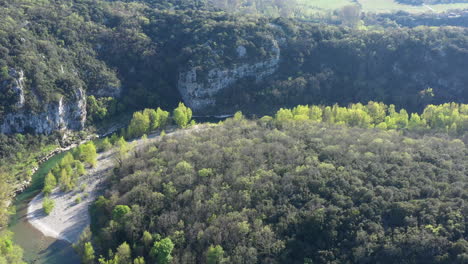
178 38 281 111
1 70 87 134
9 69 26 108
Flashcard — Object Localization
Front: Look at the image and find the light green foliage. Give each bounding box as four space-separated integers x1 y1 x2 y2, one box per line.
59 168 73 191
61 153 75 168
128 112 150 138
275 108 294 123
144 109 159 131
127 107 170 139
42 197 55 215
151 238 174 264
116 137 130 164
272 102 468 135
141 231 153 249
112 205 131 221
101 138 112 152
156 107 170 128
133 257 145 264
115 242 131 264
42 172 57 195
76 161 86 176
233 111 244 121
0 232 25 264
198 168 214 177
174 161 194 175
206 245 225 264
173 102 192 128
82 242 95 264
309 105 323 122
78 142 98 167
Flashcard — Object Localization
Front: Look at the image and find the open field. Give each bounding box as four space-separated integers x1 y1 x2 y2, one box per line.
358 0 468 13
296 0 468 15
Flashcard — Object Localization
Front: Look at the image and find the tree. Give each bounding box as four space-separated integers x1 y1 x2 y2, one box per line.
173 102 192 128
43 197 55 215
79 142 98 167
206 245 225 264
156 107 170 128
116 137 130 166
151 238 174 264
101 138 112 152
76 161 86 176
144 108 159 131
141 231 153 250
43 172 57 195
112 205 131 222
133 257 145 264
115 242 131 264
275 108 293 124
82 242 95 264
59 168 73 191
128 112 150 138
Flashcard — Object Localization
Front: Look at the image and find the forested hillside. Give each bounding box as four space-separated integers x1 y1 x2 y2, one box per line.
1 0 468 134
1 0 468 262
84 103 468 264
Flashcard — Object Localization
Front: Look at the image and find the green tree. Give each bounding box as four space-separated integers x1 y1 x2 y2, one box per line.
275 108 294 124
0 231 25 264
43 172 57 196
43 197 55 215
133 257 145 264
112 205 131 221
144 108 159 131
115 242 131 264
82 242 95 264
173 102 192 128
59 168 73 191
128 111 150 138
141 231 153 250
116 137 130 165
151 238 174 264
76 161 86 176
156 107 170 128
79 142 98 167
101 138 112 152
206 245 224 264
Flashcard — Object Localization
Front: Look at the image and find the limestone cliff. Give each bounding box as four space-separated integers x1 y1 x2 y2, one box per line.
178 38 281 111
1 69 87 134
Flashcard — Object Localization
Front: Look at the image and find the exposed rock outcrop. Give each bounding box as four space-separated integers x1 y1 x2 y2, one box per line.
178 38 281 111
1 70 87 134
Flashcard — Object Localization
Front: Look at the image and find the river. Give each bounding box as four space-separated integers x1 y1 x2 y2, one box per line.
9 151 81 264
7 116 229 264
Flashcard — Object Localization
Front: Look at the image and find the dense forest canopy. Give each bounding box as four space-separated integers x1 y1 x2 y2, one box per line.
1 0 468 262
0 0 468 120
86 108 468 264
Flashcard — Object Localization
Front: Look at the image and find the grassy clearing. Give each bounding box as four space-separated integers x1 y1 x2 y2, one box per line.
295 0 468 15
358 0 468 13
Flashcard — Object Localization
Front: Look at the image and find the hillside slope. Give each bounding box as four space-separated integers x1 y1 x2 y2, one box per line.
1 0 468 134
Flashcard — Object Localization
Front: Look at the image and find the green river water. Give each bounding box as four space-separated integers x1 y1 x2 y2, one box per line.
9 151 81 264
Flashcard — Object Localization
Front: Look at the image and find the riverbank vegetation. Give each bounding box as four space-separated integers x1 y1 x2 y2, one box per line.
81 102 468 264
0 231 24 264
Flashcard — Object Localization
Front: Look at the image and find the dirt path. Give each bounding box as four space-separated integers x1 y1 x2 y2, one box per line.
27 125 207 243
